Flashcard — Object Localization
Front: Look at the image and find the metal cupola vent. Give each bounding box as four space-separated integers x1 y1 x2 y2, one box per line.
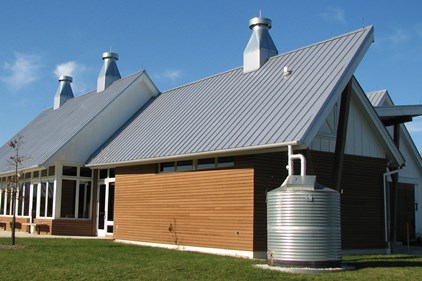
243 16 278 73
97 51 121 92
54 75 74 110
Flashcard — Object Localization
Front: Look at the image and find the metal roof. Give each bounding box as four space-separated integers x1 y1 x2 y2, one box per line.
0 71 145 174
366 90 391 106
88 26 375 166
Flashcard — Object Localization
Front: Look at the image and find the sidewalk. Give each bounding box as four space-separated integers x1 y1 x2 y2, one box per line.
0 230 113 240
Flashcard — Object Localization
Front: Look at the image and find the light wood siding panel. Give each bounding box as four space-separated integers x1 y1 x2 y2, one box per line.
114 158 255 251
310 150 387 249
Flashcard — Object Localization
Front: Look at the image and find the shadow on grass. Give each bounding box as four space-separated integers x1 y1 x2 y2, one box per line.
345 255 422 269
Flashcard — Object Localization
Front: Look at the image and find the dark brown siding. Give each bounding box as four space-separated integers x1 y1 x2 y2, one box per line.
114 157 255 251
52 219 94 236
311 151 387 249
253 152 286 252
396 183 415 242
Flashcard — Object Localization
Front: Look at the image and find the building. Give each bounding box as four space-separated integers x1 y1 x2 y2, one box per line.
0 17 421 258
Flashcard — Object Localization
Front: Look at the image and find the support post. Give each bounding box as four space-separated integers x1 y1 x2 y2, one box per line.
333 80 352 191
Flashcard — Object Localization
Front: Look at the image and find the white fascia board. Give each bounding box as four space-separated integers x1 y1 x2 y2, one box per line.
302 26 375 148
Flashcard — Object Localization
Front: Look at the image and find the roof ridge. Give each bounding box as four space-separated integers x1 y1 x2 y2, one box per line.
161 26 373 95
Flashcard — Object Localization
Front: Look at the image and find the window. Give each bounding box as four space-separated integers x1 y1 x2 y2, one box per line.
17 183 23 216
60 179 91 219
61 180 76 218
78 182 91 219
41 169 47 178
217 156 235 168
99 169 108 179
160 162 175 173
176 160 193 171
109 169 115 178
197 158 216 170
33 171 39 178
23 182 30 216
0 188 5 215
39 182 47 217
63 166 77 176
48 166 55 176
80 167 92 178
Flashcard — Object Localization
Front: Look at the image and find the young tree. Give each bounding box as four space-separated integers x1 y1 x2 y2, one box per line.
6 136 26 246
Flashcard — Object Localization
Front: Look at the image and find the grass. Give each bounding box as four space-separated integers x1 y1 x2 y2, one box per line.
1 238 422 281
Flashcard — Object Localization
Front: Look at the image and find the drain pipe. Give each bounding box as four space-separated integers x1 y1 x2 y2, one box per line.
287 145 306 176
383 168 400 255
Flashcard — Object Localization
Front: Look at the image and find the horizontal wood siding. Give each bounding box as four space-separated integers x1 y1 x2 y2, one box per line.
310 150 387 249
51 219 94 236
115 157 255 251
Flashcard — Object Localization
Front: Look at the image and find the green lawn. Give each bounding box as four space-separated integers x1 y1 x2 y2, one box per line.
0 238 421 281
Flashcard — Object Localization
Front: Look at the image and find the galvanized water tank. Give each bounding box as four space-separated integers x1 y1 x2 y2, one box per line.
267 175 341 268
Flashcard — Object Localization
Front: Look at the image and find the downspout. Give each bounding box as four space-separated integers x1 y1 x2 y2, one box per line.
383 168 400 254
287 145 307 176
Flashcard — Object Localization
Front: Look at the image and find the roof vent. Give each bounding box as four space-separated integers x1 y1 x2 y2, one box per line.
54 75 74 110
243 16 278 73
282 66 292 77
97 52 121 92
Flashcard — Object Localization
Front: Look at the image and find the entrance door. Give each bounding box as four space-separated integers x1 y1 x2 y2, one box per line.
97 182 115 236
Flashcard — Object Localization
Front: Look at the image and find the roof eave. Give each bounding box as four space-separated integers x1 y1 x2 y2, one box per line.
87 140 304 169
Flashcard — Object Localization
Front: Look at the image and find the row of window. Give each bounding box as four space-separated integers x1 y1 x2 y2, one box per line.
159 157 234 173
0 181 54 218
0 166 55 184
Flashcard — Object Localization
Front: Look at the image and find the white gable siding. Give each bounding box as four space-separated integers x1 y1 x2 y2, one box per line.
344 97 385 158
51 75 158 165
311 102 338 152
311 96 385 158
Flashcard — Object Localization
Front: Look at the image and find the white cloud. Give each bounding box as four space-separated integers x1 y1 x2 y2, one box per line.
381 28 409 46
321 8 346 24
406 118 422 133
154 69 182 82
54 61 78 77
415 23 422 38
1 52 42 90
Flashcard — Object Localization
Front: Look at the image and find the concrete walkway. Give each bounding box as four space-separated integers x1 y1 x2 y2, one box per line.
0 230 112 240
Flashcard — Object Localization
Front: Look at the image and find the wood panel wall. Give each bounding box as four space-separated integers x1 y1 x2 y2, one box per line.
51 219 94 236
310 150 387 249
114 157 255 251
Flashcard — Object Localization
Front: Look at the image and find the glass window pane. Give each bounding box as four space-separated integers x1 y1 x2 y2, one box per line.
17 184 23 216
33 171 39 178
109 169 115 178
197 158 216 170
41 169 47 178
108 183 115 221
99 169 108 179
160 162 175 173
80 167 92 178
62 166 77 176
176 160 193 171
78 182 91 219
48 166 55 176
47 181 54 217
217 156 235 168
40 182 47 217
0 190 5 215
32 184 38 219
6 192 11 215
60 180 76 218
23 182 31 216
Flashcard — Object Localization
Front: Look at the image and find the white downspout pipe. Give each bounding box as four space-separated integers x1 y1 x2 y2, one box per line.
383 168 400 255
287 145 307 176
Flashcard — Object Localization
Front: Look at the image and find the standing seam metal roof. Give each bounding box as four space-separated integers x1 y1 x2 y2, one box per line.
88 26 374 166
0 71 145 174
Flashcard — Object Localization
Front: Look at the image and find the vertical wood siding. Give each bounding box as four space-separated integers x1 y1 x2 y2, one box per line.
114 158 255 251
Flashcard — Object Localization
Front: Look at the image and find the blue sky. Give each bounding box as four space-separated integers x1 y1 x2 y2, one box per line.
0 0 421 153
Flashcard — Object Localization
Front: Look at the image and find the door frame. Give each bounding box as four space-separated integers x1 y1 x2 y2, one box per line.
96 178 115 237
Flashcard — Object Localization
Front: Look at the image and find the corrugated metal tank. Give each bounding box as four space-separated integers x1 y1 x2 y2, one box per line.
267 175 341 268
